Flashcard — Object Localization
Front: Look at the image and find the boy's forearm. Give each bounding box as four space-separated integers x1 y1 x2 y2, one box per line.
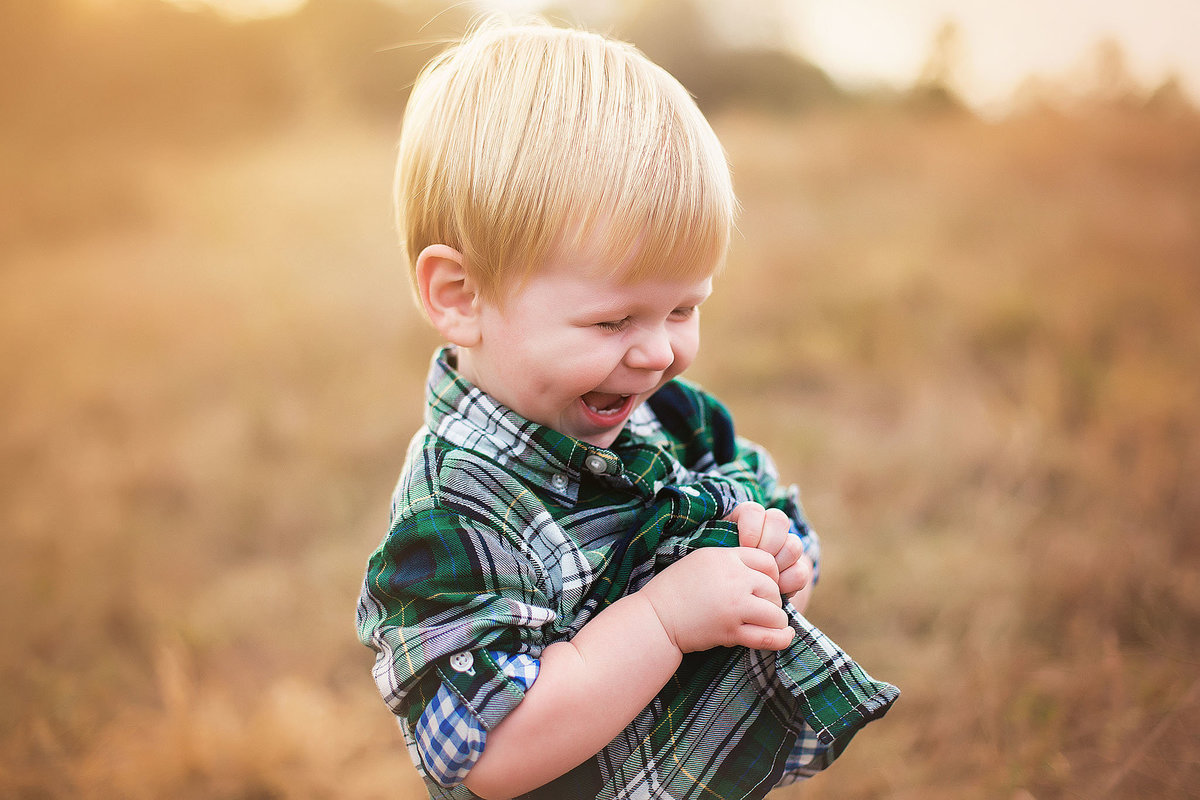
462 591 682 800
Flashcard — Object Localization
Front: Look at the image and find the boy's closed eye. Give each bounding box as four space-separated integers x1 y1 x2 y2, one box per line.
595 307 697 333
595 317 632 332
670 306 698 320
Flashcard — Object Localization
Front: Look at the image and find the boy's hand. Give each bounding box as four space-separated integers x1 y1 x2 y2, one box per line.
725 502 813 601
640 547 793 654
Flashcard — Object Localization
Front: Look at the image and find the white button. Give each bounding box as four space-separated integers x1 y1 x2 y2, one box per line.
449 651 475 675
551 473 568 490
584 455 608 474
680 486 700 497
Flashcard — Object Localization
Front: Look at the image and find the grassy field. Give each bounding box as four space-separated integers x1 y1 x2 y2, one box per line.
2 104 1198 799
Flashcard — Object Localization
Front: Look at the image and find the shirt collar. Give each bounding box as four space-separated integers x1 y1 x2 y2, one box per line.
425 347 667 501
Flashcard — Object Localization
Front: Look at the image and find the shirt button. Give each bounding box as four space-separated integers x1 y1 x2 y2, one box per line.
449 651 475 675
584 455 608 475
551 473 568 490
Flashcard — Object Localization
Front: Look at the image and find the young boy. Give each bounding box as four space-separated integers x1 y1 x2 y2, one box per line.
357 18 898 800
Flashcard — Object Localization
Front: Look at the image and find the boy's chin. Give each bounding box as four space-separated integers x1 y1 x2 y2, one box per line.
574 419 631 449
580 430 622 449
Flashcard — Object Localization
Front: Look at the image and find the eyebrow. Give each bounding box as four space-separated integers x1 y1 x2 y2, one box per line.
576 287 712 320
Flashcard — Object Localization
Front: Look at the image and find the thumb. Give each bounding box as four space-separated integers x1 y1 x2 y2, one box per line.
737 623 794 652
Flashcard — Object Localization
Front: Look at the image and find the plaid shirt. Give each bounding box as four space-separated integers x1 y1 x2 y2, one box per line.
357 348 898 800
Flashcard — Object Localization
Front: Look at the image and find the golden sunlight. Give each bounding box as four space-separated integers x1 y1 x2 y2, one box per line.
165 0 306 20
4 1 1199 797
793 0 1200 112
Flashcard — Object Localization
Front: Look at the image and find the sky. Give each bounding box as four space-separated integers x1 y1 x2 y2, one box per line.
490 0 1200 113
787 0 1200 112
182 0 1200 113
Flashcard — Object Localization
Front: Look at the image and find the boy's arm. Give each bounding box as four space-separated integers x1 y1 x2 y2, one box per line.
463 546 792 800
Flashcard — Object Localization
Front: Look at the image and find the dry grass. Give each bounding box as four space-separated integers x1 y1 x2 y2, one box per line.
2 106 1198 798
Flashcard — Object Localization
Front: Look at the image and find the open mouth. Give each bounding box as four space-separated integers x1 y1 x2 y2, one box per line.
581 391 634 420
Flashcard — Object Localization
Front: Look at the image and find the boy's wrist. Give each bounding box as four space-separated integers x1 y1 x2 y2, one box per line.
626 588 686 659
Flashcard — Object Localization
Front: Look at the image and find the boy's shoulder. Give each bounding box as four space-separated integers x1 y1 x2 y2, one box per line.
388 428 446 524
388 420 558 535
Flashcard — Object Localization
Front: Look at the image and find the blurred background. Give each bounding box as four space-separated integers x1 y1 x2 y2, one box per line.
2 1 1198 797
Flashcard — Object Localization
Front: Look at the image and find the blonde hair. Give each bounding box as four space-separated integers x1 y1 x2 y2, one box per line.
395 17 736 306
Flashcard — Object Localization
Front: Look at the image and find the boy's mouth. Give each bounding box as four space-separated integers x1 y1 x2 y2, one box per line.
581 391 633 418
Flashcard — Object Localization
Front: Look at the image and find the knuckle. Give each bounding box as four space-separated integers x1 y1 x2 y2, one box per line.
744 548 774 574
752 553 771 570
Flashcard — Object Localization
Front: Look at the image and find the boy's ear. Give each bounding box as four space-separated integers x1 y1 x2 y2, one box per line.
415 244 482 347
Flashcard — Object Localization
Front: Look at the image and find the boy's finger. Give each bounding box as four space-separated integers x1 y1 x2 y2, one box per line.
735 503 766 548
764 507 791 531
757 526 788 558
726 501 764 522
762 508 793 554
775 535 805 570
736 623 794 652
776 562 810 596
737 546 780 583
748 571 784 605
740 595 789 630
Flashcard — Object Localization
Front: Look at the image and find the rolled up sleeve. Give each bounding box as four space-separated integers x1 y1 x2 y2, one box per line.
414 651 540 787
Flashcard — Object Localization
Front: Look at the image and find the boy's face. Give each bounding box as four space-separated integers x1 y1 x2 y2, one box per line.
457 251 713 449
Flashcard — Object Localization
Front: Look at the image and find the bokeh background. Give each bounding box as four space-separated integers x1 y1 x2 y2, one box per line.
3 1 1198 798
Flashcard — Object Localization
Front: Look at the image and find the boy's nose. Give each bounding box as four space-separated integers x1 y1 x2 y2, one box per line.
625 327 674 372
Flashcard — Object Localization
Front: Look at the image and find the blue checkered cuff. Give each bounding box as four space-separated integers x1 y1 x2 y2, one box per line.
414 651 539 787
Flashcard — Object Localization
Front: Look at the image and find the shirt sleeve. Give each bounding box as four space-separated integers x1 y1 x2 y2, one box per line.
414 651 540 787
357 504 555 739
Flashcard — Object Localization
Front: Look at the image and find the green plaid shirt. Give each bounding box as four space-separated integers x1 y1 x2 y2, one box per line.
357 348 898 799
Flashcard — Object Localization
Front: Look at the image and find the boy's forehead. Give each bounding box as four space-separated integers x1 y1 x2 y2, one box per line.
554 219 718 275
534 236 717 285
514 247 716 301
474 210 725 312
